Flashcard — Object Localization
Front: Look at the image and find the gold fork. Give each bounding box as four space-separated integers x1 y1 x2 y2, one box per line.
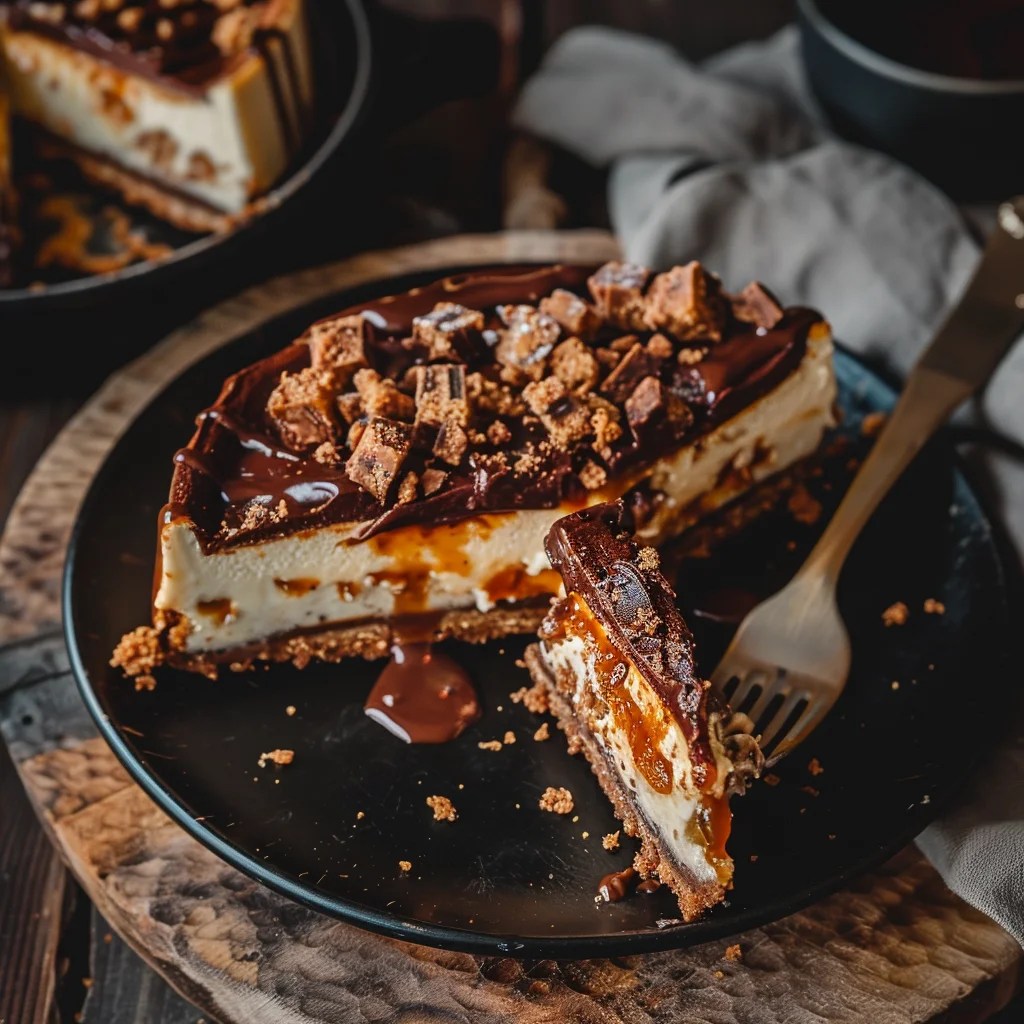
711 197 1024 765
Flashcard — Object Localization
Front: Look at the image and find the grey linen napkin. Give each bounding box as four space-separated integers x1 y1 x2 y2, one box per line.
514 25 1024 946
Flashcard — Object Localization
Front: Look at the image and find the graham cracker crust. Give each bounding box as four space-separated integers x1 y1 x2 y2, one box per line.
115 604 548 682
523 643 727 921
37 135 238 234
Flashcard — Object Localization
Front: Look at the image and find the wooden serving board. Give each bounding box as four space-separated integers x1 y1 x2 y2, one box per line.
1 231 1021 1024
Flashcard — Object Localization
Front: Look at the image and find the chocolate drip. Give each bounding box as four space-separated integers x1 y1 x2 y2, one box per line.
636 879 662 893
166 265 821 555
363 643 481 743
597 867 636 902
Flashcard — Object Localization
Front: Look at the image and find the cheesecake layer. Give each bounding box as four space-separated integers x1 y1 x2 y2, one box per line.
0 0 312 219
155 329 834 656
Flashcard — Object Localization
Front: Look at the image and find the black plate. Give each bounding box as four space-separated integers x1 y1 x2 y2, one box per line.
65 266 1012 957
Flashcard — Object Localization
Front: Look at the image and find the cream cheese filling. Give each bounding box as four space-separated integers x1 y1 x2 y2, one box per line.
156 330 836 654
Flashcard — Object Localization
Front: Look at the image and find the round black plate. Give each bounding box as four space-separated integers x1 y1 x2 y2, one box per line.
65 266 1012 958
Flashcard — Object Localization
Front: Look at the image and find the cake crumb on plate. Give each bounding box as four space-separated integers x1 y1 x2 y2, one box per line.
257 749 294 768
882 601 908 626
539 787 574 814
725 944 743 961
602 831 620 850
533 722 550 742
426 795 457 822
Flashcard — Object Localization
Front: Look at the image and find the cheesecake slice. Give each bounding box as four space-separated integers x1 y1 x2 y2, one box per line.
524 500 763 919
112 261 836 681
0 0 313 232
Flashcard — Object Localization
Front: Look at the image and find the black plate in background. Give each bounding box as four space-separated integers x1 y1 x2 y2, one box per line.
0 0 372 309
65 266 1012 957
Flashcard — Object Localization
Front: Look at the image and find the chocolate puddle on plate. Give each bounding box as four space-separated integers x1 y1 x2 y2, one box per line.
363 642 481 743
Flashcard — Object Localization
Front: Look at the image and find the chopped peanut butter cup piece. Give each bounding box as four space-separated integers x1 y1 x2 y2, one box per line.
523 376 591 448
588 261 650 330
421 467 448 496
353 369 415 422
412 303 485 361
540 288 602 340
495 304 562 384
345 418 414 503
433 417 469 466
550 336 600 395
598 340 667 405
626 376 694 444
267 367 339 451
730 281 785 330
306 314 368 389
414 364 469 427
643 262 727 342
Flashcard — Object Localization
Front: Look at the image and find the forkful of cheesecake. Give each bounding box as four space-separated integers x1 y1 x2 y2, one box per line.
711 197 1024 765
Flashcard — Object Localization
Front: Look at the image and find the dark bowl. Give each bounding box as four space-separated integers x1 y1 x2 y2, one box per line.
798 0 1024 200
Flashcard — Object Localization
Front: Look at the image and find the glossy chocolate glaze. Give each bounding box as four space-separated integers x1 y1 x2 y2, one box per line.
166 265 821 553
542 500 723 789
363 643 480 743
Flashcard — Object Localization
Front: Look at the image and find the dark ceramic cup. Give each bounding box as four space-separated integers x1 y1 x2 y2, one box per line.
798 0 1024 201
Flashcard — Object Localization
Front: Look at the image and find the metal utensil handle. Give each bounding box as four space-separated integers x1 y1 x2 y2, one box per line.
800 196 1024 583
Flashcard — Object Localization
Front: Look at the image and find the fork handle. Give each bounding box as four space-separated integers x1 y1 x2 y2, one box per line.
799 197 1024 583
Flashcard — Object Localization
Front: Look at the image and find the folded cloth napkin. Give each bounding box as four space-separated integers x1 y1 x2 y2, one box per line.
514 25 1024 947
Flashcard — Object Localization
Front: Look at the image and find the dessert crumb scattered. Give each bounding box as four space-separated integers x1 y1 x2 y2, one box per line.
566 734 585 756
257 749 294 768
356 811 365 820
503 731 516 745
800 786 820 797
714 970 725 980
882 601 908 626
285 705 296 716
725 944 743 962
539 787 574 814
891 681 900 690
510 681 550 714
923 598 945 615
533 722 550 742
602 831 620 851
399 860 412 872
426 795 457 822
582 831 589 839
763 773 781 787
478 740 503 752
861 411 887 437
134 674 156 691
808 758 824 776
750 854 759 862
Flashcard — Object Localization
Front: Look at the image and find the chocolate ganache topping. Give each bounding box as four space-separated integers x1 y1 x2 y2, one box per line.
167 262 823 551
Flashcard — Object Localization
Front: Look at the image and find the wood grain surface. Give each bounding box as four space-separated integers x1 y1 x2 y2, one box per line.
1 231 1021 1024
